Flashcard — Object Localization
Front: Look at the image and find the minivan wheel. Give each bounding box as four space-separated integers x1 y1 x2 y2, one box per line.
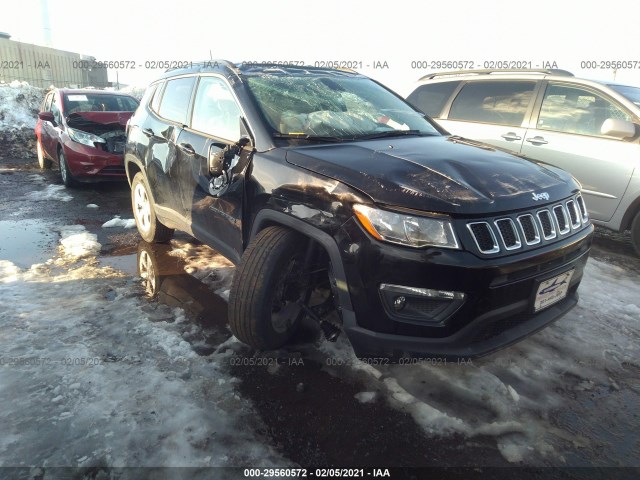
131 172 174 243
37 140 52 169
58 149 77 187
631 211 640 257
229 226 309 350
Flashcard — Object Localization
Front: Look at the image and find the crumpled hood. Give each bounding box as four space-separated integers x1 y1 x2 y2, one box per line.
285 135 579 215
66 111 133 127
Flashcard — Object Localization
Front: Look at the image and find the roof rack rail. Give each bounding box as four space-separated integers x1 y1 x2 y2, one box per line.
419 68 574 81
164 59 238 73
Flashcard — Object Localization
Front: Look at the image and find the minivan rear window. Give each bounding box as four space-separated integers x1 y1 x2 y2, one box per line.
448 81 536 126
407 81 460 117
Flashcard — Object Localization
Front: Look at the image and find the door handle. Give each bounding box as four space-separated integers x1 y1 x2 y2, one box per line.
526 136 548 145
501 132 522 141
142 128 155 138
178 142 196 155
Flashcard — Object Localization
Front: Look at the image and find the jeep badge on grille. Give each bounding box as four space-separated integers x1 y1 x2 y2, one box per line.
532 192 550 201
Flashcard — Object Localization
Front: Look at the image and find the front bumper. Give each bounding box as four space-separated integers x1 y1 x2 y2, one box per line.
63 140 126 180
337 218 593 360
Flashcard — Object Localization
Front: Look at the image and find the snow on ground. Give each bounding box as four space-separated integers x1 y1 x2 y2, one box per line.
102 216 136 229
167 239 235 300
25 185 72 202
319 258 640 463
0 228 286 470
58 225 101 259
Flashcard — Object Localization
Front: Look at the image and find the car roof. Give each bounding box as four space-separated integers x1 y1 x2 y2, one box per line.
153 60 365 82
57 88 136 97
414 69 640 90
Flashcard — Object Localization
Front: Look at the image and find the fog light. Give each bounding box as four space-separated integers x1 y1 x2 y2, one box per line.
379 283 466 325
393 296 406 311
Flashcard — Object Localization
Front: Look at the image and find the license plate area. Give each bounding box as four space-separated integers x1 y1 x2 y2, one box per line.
533 269 574 312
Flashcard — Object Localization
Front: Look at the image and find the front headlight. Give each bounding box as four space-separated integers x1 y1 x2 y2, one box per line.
67 127 106 148
353 204 459 249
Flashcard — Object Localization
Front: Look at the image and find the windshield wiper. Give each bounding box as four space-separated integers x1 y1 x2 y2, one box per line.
272 133 347 143
354 130 429 140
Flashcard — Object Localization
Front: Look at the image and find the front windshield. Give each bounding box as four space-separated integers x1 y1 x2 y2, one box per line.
609 84 640 108
245 74 440 139
63 93 139 114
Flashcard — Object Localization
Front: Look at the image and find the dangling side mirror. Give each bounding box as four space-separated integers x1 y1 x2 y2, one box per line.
208 136 253 176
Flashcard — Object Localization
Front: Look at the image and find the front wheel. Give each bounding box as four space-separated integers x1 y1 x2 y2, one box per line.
631 210 640 257
131 172 174 243
58 149 76 187
228 226 309 350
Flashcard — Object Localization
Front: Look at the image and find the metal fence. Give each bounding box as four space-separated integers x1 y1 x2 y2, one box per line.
0 39 110 89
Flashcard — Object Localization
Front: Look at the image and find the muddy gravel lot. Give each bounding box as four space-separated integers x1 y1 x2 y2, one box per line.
0 159 639 479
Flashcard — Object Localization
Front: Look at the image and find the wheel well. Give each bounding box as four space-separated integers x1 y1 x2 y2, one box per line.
126 162 142 186
248 212 353 313
621 196 640 231
252 222 331 273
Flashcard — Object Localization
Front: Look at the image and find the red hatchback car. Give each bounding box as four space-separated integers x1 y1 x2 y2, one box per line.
35 89 139 187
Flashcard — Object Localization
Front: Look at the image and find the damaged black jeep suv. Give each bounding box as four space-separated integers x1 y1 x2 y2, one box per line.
125 61 593 359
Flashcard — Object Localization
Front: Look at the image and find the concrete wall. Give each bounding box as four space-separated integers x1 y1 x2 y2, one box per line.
0 38 109 88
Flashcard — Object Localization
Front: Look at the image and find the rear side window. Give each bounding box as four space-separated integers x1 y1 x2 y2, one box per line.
138 84 157 111
157 77 196 124
407 81 460 117
150 82 164 113
449 81 536 126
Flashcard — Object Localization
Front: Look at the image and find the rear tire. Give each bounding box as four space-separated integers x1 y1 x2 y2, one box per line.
631 210 640 257
131 172 174 243
58 149 77 187
37 140 52 169
229 226 308 350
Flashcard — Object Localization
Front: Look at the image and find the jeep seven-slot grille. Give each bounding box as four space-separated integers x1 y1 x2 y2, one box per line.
468 223 499 253
466 194 589 255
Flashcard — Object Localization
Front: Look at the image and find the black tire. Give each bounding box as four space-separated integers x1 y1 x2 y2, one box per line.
131 172 174 243
631 210 640 257
58 149 77 187
229 226 309 350
37 139 52 169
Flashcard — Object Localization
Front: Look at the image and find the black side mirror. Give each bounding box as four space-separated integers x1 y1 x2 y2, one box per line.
208 136 252 176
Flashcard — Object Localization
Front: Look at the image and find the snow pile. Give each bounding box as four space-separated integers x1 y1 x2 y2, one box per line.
0 80 44 130
25 184 73 202
318 257 640 464
168 239 235 300
58 225 101 259
102 216 136 229
0 233 286 468
0 81 45 160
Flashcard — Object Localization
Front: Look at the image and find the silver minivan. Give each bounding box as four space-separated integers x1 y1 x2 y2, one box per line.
407 69 640 255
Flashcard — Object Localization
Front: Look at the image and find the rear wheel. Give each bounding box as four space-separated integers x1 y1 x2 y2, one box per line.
131 172 174 243
631 210 640 257
37 139 52 169
58 149 77 187
229 226 309 350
